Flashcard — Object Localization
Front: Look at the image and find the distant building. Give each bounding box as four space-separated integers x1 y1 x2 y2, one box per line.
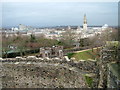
3 14 111 41
77 26 81 30
102 24 109 30
19 24 27 30
39 45 63 58
11 27 19 31
67 26 71 30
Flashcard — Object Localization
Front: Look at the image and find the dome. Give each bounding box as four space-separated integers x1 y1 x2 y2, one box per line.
103 24 108 27
102 24 108 29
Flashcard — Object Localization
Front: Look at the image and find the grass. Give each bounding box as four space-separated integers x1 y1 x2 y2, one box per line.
67 53 75 59
84 74 93 88
67 48 101 61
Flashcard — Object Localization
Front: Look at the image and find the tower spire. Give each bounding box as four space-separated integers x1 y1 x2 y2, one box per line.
83 14 87 31
84 14 87 24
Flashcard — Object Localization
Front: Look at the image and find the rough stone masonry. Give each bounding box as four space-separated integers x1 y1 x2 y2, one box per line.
0 58 88 88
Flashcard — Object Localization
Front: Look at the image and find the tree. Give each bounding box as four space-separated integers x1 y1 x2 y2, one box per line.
61 30 76 48
30 34 36 43
100 28 117 45
79 38 90 47
2 36 13 58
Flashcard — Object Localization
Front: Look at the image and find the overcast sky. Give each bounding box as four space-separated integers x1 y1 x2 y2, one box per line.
2 2 118 28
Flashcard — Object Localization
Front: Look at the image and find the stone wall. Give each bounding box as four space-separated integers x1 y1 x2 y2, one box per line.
1 57 87 88
107 62 120 89
68 60 98 73
98 45 119 88
2 57 98 73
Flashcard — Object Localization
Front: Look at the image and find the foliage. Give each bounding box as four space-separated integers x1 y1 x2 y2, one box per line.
106 41 119 47
67 53 75 59
79 38 90 47
2 34 61 57
30 34 36 42
99 28 118 45
61 30 76 48
84 75 93 88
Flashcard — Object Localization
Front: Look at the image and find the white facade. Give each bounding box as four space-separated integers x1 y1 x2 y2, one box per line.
19 24 27 30
83 24 87 31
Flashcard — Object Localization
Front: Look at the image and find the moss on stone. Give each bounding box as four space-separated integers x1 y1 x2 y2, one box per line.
84 74 93 88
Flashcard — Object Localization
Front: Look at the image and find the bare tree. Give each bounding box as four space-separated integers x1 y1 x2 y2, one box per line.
61 30 76 48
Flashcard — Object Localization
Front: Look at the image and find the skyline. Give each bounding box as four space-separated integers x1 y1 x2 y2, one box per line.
2 2 118 28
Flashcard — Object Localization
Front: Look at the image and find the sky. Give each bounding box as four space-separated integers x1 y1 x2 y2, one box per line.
2 2 118 28
1 0 120 2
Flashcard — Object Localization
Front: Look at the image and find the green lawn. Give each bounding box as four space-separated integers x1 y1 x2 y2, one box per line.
67 48 100 61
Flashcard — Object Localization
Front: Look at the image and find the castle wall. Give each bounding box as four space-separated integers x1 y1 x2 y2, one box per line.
1 58 87 88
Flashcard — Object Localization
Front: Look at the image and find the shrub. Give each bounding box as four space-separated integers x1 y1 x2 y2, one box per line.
67 53 75 59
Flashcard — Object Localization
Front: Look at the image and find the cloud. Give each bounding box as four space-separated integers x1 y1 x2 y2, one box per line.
2 2 118 27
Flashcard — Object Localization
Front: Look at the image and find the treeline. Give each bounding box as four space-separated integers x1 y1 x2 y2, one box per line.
2 34 60 58
2 28 118 58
